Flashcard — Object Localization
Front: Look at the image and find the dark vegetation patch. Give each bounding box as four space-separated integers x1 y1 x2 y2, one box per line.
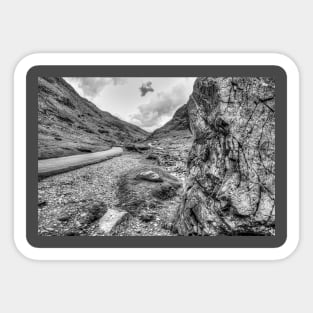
146 153 161 164
57 96 75 109
98 128 110 134
38 84 53 95
151 182 178 200
117 166 182 217
56 115 73 124
77 148 92 153
79 203 107 225
53 202 107 236
124 144 150 153
38 201 47 207
77 125 96 134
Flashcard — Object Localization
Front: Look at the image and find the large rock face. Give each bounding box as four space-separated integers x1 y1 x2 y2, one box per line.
38 77 148 159
174 77 275 236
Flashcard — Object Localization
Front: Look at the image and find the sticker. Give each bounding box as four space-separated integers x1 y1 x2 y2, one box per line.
14 53 299 260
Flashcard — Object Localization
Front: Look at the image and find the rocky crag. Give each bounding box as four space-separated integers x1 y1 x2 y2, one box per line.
145 103 193 181
38 77 148 159
174 77 275 236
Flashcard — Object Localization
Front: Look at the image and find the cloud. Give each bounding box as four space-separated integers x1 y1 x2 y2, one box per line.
65 77 126 98
139 81 154 97
130 83 190 130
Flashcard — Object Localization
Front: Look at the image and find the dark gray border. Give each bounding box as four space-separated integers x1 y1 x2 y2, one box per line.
26 65 287 248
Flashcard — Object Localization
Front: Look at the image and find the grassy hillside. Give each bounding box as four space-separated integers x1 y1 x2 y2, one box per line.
38 77 148 159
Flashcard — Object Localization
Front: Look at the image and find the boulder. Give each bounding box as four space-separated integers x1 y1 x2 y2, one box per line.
98 209 129 234
136 170 163 182
146 153 161 164
139 212 155 222
58 213 71 222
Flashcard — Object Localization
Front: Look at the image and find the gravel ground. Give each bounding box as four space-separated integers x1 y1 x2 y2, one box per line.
38 137 190 237
38 149 185 236
38 153 148 236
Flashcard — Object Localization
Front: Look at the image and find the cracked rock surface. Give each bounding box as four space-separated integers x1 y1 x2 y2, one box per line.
174 77 275 236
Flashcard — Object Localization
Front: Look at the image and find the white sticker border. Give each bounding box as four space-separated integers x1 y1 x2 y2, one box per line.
14 53 299 260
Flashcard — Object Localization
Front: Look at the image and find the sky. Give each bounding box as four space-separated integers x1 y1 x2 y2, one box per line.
64 77 196 132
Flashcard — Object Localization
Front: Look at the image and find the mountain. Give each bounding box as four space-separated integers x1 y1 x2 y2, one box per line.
148 103 191 141
38 77 148 159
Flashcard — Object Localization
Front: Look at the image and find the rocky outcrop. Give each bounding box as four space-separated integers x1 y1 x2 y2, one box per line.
174 77 275 236
144 102 193 182
38 77 148 159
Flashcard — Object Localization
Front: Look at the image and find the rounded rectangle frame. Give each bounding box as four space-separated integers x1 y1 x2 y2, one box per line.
14 53 299 260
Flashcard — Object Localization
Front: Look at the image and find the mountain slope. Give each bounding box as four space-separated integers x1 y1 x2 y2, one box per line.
148 103 191 141
38 77 148 159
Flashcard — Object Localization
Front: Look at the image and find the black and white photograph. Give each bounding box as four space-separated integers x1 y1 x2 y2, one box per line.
38 76 275 237
3 0 309 309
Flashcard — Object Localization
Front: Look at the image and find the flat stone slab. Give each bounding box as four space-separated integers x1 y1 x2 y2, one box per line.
38 147 123 178
98 209 129 234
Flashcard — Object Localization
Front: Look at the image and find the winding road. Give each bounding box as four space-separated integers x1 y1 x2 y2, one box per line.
38 147 123 178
